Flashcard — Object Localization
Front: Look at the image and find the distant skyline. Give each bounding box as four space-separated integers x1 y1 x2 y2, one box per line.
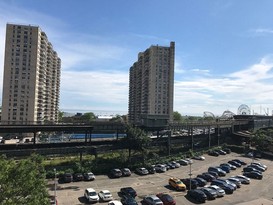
1 0 273 116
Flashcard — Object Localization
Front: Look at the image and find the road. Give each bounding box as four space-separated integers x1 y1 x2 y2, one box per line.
48 152 273 205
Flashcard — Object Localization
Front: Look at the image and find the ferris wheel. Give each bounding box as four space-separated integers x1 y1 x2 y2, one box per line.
237 104 251 115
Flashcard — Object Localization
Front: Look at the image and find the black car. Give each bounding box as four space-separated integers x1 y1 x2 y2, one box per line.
194 177 207 187
121 194 138 205
215 149 227 155
147 166 156 174
199 187 217 200
181 178 198 190
220 163 236 170
187 189 207 203
59 173 73 183
208 167 226 177
211 179 235 194
248 164 266 172
120 187 137 198
197 173 215 182
233 159 247 165
109 168 122 178
219 165 231 173
73 173 84 181
243 171 263 179
243 167 261 174
223 148 231 154
208 150 219 156
208 171 219 178
228 160 241 168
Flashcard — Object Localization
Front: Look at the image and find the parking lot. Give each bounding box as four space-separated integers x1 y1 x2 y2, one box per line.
48 152 273 205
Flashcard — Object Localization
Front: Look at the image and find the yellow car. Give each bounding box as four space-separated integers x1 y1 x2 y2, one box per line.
168 178 186 191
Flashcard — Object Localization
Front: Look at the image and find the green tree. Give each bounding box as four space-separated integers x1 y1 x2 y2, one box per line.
252 129 273 151
123 125 151 164
0 154 49 205
173 111 183 122
80 112 96 123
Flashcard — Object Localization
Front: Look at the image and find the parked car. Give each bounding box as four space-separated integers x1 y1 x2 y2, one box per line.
121 168 132 176
166 162 176 169
211 179 235 194
208 171 219 179
99 190 113 202
232 159 247 165
168 178 186 191
186 189 207 203
199 187 217 200
170 161 180 168
227 177 242 188
208 167 226 177
194 177 207 187
108 200 123 205
135 167 149 175
155 164 167 172
215 149 226 155
120 187 137 198
219 165 231 173
181 178 198 190
73 173 84 181
243 166 261 174
177 159 189 166
248 164 266 172
233 175 251 184
197 173 215 182
207 185 225 197
83 172 95 181
223 148 231 154
216 179 237 190
120 195 138 205
142 195 163 205
243 171 263 179
84 188 99 203
59 173 73 183
192 155 205 160
228 160 241 168
220 163 236 170
109 169 122 178
156 193 176 205
208 150 219 156
251 162 267 170
147 166 156 174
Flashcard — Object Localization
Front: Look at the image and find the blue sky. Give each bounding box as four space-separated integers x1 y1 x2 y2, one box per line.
1 0 273 116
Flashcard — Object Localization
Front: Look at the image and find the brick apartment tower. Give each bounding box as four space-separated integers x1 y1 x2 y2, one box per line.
128 42 175 127
2 23 61 124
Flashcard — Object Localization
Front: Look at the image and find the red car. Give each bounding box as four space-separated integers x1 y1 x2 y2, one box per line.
156 193 176 205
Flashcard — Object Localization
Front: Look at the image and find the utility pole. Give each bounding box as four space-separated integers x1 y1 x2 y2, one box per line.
54 168 57 205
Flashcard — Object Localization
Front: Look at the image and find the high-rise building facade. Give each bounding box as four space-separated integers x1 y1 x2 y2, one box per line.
128 42 175 127
2 23 61 124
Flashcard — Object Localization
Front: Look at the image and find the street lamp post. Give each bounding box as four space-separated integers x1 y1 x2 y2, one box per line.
189 161 192 190
54 168 57 205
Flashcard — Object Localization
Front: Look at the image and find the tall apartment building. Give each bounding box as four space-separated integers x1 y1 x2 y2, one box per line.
1 23 61 124
128 42 175 127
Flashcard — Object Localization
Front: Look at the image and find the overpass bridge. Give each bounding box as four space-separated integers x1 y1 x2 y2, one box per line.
0 115 272 157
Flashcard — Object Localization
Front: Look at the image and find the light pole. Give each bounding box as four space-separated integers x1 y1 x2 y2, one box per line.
189 161 193 190
54 168 57 205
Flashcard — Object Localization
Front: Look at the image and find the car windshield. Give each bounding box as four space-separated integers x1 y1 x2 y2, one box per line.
154 199 161 203
104 192 111 196
176 181 182 184
89 192 97 196
162 195 173 201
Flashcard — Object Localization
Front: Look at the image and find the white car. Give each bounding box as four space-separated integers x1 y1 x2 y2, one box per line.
193 155 205 160
207 185 225 197
84 188 99 203
98 190 113 202
108 200 123 205
83 172 95 181
142 195 163 205
155 164 167 172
